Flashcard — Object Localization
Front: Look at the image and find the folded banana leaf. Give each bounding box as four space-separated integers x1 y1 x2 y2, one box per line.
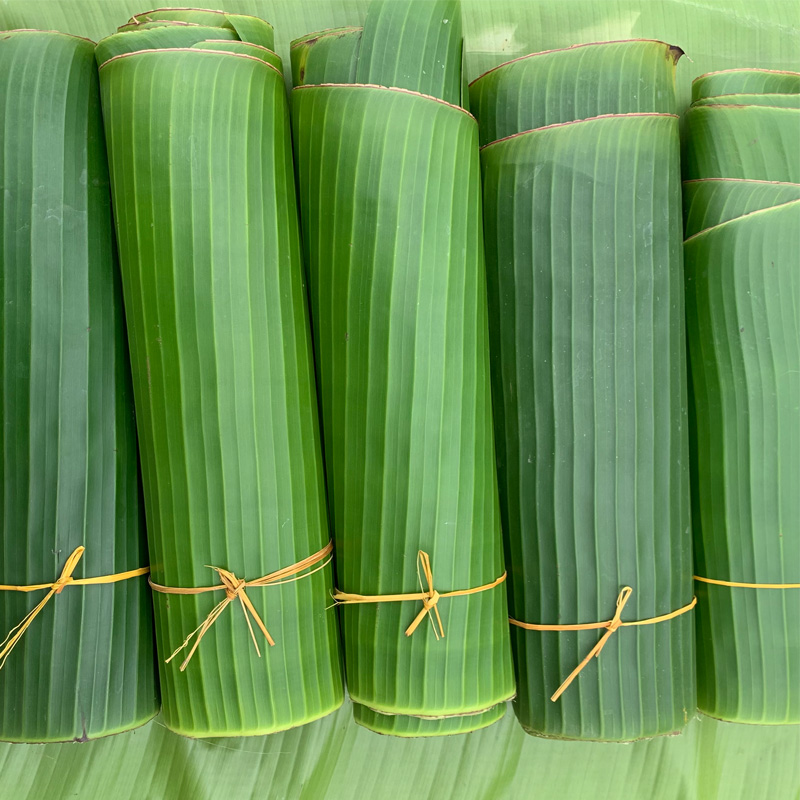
684 76 800 723
0 30 157 742
683 179 800 238
290 27 362 87
683 105 800 182
292 0 514 737
685 199 800 723
97 13 342 737
692 68 800 102
476 40 693 741
469 39 682 145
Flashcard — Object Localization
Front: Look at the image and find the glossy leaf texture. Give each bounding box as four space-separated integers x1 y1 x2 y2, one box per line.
683 74 800 723
685 201 800 723
682 105 800 182
691 68 800 101
477 40 693 738
469 39 682 145
691 93 800 108
293 80 514 736
0 30 157 742
98 35 342 736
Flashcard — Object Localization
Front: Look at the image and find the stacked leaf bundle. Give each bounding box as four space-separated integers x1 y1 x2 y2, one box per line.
0 30 157 742
683 69 800 723
97 9 343 736
292 0 515 737
470 41 695 741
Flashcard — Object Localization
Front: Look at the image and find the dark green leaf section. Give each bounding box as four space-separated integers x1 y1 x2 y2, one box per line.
692 93 800 108
290 27 362 87
99 48 342 737
683 106 800 181
292 84 514 733
96 26 237 66
0 30 157 742
189 40 282 70
683 179 800 238
127 7 275 49
469 39 682 145
685 201 800 723
352 701 506 737
355 0 462 104
481 114 693 741
692 68 800 101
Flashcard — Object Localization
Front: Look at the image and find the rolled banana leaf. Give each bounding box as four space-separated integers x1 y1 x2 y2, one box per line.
189 40 281 69
692 68 800 102
479 99 693 738
683 179 800 238
96 26 237 65
469 39 682 145
691 93 800 108
683 105 800 181
685 199 800 723
98 19 342 737
0 30 157 742
292 0 514 737
126 7 275 48
290 27 362 87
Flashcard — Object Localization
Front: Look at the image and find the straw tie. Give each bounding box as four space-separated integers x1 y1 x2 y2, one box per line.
150 541 334 671
332 550 507 639
0 546 150 669
509 586 697 702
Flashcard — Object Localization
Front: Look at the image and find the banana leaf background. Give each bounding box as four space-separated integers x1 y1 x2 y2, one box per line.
1 0 798 797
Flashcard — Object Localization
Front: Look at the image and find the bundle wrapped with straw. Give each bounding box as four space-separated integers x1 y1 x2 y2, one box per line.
0 30 157 742
97 9 343 737
292 0 515 736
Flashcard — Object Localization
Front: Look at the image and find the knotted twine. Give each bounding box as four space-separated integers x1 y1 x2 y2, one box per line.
149 541 333 670
509 587 697 702
332 550 507 639
0 546 149 669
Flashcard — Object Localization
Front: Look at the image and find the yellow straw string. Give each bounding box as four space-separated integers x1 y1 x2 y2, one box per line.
332 550 507 639
694 576 800 589
509 587 697 702
0 547 149 670
150 541 334 671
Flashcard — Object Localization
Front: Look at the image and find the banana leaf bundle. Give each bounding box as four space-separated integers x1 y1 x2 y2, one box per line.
291 0 515 737
0 30 157 742
470 40 695 741
97 9 343 737
683 70 800 723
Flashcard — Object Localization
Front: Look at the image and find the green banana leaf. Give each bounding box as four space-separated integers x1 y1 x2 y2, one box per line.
0 29 157 742
683 179 800 238
691 67 800 101
480 111 692 741
685 200 800 723
691 93 800 108
682 105 800 181
291 0 514 737
290 27 362 86
99 22 342 736
469 38 682 145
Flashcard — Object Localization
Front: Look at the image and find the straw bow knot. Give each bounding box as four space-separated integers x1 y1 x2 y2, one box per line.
405 551 445 639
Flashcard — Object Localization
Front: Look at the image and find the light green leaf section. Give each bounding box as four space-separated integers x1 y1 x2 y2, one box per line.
480 113 693 741
682 105 800 181
683 178 800 238
691 93 800 108
292 83 514 735
99 46 342 737
684 200 800 723
469 39 681 145
355 0 462 104
692 67 800 101
0 30 157 742
290 26 362 86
